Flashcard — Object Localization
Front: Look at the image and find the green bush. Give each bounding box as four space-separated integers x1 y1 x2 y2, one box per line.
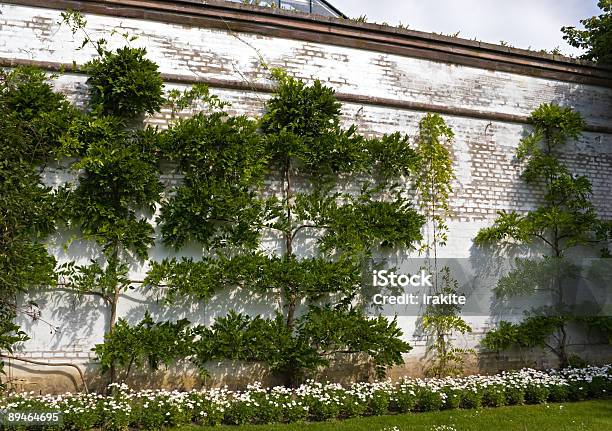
482 385 506 407
586 375 611 398
188 394 224 426
307 397 341 421
252 395 283 424
442 387 462 410
460 387 483 409
63 402 101 430
415 389 443 412
504 386 525 405
567 381 589 401
548 384 570 402
367 390 390 416
340 394 367 418
394 387 417 413
223 400 257 426
282 401 309 423
525 384 549 404
84 46 164 118
132 401 166 430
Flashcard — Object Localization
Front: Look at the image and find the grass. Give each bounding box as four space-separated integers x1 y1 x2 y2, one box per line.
173 399 612 431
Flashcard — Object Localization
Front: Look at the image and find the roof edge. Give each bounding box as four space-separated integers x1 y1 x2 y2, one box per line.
2 0 611 85
176 0 611 71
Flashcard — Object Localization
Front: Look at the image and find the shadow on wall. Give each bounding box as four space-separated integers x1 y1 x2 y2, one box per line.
467 108 612 372
470 240 612 373
552 82 612 131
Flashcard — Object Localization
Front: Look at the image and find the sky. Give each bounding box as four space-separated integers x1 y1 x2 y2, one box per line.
331 0 602 56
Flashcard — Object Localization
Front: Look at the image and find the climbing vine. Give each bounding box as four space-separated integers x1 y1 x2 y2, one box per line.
412 114 472 377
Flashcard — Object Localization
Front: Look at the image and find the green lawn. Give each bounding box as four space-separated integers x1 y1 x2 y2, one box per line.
173 399 612 431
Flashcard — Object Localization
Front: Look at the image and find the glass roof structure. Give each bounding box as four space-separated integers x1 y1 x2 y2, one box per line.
227 0 346 18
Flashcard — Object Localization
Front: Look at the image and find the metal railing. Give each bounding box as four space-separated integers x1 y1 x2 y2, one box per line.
228 0 344 17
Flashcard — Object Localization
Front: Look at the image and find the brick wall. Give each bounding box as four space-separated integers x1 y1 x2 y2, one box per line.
1 1 611 393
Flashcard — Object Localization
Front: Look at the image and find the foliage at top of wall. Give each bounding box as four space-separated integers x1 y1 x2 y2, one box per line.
61 9 165 119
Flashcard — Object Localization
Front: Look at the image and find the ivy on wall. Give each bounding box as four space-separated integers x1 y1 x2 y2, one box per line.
412 113 473 378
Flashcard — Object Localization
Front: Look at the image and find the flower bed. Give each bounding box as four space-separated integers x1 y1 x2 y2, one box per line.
1 366 610 430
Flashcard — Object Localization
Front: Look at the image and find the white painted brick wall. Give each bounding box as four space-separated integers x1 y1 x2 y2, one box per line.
2 2 611 390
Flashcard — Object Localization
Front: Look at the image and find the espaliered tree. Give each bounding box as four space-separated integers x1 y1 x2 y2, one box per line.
54 15 166 383
477 103 612 367
0 68 77 384
144 69 426 383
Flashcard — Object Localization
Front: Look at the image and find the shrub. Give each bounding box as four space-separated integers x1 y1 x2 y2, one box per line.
367 390 391 416
504 386 525 405
415 389 444 412
339 394 367 418
482 385 506 407
394 385 418 413
188 393 225 426
441 387 462 410
567 381 589 401
223 399 257 426
282 400 309 423
525 384 549 404
0 365 610 429
547 384 570 402
307 398 341 422
460 387 483 409
586 375 611 398
253 397 283 424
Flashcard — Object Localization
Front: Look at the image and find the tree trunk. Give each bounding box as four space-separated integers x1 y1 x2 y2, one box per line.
107 283 121 386
283 157 297 329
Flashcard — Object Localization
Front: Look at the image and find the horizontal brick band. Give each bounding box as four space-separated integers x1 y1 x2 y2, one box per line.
1 56 610 134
